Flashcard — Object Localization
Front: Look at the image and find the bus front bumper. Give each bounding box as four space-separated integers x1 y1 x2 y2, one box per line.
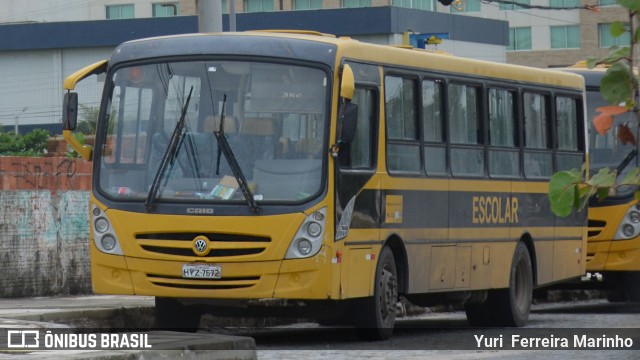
90 245 334 300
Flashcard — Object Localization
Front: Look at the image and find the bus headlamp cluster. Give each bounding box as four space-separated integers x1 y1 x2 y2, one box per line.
92 205 123 255
614 203 640 240
285 208 326 259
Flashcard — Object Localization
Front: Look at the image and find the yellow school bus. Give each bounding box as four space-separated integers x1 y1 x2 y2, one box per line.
63 31 587 340
562 65 640 302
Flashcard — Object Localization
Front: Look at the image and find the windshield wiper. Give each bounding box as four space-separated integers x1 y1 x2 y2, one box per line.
615 149 638 176
182 123 204 193
145 86 194 211
213 94 260 213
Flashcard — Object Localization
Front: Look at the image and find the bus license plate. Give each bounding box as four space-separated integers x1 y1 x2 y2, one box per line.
182 264 221 279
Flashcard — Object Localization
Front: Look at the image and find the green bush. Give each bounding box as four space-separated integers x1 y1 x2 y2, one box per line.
0 128 50 157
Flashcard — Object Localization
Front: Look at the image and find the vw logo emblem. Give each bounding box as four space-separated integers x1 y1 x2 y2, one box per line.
192 236 211 256
194 239 207 252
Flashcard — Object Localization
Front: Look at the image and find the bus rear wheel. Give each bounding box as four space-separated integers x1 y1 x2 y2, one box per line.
155 297 202 332
464 301 492 327
494 242 533 326
465 242 533 327
353 246 398 341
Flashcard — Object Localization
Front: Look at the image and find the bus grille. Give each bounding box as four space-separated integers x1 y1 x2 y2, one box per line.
135 232 271 258
587 220 606 238
146 273 259 290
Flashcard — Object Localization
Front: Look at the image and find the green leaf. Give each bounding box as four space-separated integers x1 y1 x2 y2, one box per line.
587 167 616 187
617 0 640 12
578 185 594 199
620 167 640 185
601 62 633 105
635 27 640 44
549 169 582 217
600 46 630 64
597 187 610 201
635 191 640 201
586 57 599 69
610 21 627 38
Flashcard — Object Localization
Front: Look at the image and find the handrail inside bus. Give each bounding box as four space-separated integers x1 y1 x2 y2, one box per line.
63 60 108 90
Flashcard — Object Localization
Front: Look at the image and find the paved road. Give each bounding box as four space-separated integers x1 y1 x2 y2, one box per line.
209 300 640 360
1 296 637 359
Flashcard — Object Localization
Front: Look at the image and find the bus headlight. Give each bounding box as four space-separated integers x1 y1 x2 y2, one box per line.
307 222 322 237
622 225 635 237
101 235 117 251
95 218 109 233
91 205 123 255
297 239 313 256
285 207 326 259
615 203 640 240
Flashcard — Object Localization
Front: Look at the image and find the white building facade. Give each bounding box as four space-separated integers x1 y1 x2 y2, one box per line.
0 0 508 130
0 0 180 23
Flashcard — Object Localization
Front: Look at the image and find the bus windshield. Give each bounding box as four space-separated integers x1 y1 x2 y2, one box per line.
97 60 328 205
588 88 639 173
587 87 639 197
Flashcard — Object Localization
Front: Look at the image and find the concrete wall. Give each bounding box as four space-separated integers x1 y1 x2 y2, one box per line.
0 156 92 297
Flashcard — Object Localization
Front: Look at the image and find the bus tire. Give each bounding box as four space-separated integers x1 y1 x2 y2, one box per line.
155 297 201 332
353 246 398 341
608 272 640 302
464 302 492 327
623 272 640 302
492 242 533 327
606 289 628 303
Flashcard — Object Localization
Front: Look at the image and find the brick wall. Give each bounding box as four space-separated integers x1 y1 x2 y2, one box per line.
0 156 92 297
0 156 92 191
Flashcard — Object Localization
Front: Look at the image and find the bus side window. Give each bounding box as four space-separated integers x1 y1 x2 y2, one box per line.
449 83 484 177
555 96 583 171
385 75 421 174
488 88 519 178
523 92 552 179
422 79 446 176
339 87 376 169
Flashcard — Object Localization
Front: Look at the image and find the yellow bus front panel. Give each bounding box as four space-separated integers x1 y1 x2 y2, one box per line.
92 242 335 299
588 203 640 272
90 204 338 300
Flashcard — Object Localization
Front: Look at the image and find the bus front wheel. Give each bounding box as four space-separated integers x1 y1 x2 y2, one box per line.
353 246 398 341
608 272 640 302
155 297 202 332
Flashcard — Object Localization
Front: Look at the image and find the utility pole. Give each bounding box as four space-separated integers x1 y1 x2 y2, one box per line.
14 107 27 135
229 0 236 32
198 0 222 33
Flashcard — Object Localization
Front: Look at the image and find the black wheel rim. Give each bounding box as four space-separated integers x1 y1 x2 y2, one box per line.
378 261 398 326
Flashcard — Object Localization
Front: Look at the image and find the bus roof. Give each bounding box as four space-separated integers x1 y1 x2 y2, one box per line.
111 31 584 90
556 67 606 88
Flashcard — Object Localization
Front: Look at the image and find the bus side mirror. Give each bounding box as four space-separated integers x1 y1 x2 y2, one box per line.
63 92 78 131
339 102 358 144
340 64 355 101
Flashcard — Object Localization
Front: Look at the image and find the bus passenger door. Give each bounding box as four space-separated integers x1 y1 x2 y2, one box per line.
335 86 380 298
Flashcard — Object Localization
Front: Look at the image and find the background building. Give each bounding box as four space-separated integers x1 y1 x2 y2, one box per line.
176 0 633 68
0 0 633 67
444 0 632 68
0 0 507 132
